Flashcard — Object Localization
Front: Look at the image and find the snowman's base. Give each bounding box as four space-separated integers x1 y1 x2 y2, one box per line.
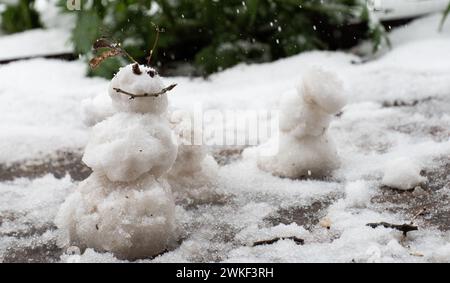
55 173 177 260
257 134 340 180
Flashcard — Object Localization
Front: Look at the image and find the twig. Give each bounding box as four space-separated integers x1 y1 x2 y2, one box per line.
122 49 138 64
90 38 137 69
410 208 427 224
113 84 177 100
252 236 304 247
366 222 418 236
147 23 161 66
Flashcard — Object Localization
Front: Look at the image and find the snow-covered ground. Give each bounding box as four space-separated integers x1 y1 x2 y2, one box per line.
0 14 449 263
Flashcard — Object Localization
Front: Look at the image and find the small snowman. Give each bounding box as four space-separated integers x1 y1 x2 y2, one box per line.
167 111 219 204
56 44 179 259
258 67 346 179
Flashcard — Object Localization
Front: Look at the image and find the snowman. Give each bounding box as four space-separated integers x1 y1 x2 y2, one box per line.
258 67 346 179
56 63 179 259
79 75 219 205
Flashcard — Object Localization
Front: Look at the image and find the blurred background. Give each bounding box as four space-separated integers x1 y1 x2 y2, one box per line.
0 0 449 77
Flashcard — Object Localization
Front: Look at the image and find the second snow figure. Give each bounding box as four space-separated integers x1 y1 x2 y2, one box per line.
56 63 178 260
258 67 346 179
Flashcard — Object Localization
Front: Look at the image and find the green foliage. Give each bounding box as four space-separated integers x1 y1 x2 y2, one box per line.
439 1 450 31
360 4 390 52
60 0 386 78
1 0 42 34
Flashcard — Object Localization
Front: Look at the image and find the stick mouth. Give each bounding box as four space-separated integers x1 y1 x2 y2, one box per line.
113 84 177 100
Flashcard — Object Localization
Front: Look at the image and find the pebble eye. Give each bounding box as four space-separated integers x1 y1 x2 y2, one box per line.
148 70 156 78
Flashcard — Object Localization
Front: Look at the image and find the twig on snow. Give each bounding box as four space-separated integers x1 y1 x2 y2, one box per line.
366 222 418 236
410 208 427 223
252 236 304 247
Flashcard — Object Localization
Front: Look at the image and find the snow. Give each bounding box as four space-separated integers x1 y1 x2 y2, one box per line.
0 59 105 163
168 111 219 203
83 113 177 182
258 67 345 178
344 180 373 208
109 64 170 114
80 93 114 127
55 173 177 260
300 67 346 115
0 175 73 262
382 157 427 190
1 13 450 262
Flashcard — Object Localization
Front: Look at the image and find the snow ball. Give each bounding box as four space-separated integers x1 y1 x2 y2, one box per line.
279 89 332 138
382 157 427 190
55 173 177 260
83 112 178 182
299 67 347 115
109 64 169 114
80 93 114 127
344 180 372 208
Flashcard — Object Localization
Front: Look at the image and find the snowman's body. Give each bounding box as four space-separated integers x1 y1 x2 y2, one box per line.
56 64 178 259
258 67 346 179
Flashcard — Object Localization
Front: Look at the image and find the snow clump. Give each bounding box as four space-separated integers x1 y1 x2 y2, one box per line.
258 67 346 178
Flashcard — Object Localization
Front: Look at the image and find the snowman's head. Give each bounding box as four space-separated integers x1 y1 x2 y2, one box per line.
109 63 169 114
298 67 346 115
